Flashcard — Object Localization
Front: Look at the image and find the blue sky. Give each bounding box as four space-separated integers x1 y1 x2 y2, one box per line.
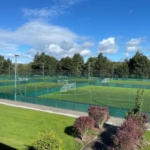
0 0 150 63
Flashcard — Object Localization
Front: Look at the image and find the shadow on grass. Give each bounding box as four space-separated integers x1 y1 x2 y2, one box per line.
64 125 75 137
26 145 36 150
91 124 118 150
0 143 17 150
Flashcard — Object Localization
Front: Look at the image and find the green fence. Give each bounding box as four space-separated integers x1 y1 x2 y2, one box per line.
0 92 150 122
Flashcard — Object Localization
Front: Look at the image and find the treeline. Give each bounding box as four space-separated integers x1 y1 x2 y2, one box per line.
0 51 150 78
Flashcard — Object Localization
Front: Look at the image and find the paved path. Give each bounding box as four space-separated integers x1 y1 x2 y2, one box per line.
0 99 150 129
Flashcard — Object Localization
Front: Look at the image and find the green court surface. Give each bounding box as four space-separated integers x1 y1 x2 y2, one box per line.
0 82 63 94
39 85 150 112
110 79 150 85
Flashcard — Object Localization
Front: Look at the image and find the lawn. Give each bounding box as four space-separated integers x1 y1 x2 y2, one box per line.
0 104 76 150
39 85 150 111
142 130 150 149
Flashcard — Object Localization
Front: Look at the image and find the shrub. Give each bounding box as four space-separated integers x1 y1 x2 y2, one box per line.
30 131 63 150
114 115 147 150
73 116 95 140
88 106 109 129
126 89 144 118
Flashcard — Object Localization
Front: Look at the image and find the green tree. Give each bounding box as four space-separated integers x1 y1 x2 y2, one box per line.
128 51 150 77
114 61 129 78
72 53 84 76
126 89 144 117
59 57 74 76
95 53 111 77
32 52 58 76
0 56 12 75
83 57 97 77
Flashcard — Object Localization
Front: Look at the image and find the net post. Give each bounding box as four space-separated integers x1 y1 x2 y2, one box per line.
35 86 37 97
25 86 26 102
90 90 92 105
60 91 62 100
107 93 110 107
128 93 130 109
74 89 76 110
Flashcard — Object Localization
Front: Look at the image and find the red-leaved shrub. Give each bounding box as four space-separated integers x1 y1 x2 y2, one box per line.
88 106 109 129
73 116 95 140
114 114 148 150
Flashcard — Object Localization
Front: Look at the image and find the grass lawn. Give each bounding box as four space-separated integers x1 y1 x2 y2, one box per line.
39 85 150 111
142 130 150 149
0 82 63 94
110 79 150 85
0 104 76 150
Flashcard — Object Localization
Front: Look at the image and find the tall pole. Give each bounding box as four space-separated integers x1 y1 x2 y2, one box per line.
15 55 19 101
42 63 44 78
9 63 10 78
88 62 90 80
49 65 51 76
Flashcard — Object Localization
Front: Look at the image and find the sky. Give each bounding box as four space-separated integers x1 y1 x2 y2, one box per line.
0 0 150 63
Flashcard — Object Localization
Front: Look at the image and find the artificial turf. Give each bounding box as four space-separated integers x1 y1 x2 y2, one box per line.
39 85 150 111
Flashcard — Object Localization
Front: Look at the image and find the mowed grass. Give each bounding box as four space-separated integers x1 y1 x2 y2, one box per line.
110 79 150 85
39 85 150 111
0 80 14 83
142 130 150 149
0 104 76 150
0 82 63 94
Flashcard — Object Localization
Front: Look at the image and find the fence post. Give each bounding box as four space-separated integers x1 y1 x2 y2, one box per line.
60 91 62 100
90 90 92 105
74 89 76 110
35 86 37 97
107 93 110 107
128 93 130 109
25 86 26 102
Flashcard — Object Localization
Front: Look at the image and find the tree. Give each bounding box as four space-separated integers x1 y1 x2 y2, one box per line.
114 61 129 78
72 53 84 76
126 89 144 117
0 56 12 75
95 53 111 77
73 116 95 140
32 52 58 76
128 51 150 77
83 57 97 77
88 106 109 129
59 57 74 76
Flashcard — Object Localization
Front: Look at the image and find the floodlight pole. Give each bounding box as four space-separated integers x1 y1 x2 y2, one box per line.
49 65 51 76
14 55 19 101
9 63 10 78
42 63 44 78
88 62 90 80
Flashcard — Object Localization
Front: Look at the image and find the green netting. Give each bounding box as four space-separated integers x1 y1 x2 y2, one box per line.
1 93 150 122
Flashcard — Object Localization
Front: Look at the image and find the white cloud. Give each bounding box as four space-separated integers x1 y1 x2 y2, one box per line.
81 42 94 48
123 52 129 57
0 42 18 52
0 21 93 60
22 0 87 19
126 38 144 52
80 49 92 57
97 37 118 54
